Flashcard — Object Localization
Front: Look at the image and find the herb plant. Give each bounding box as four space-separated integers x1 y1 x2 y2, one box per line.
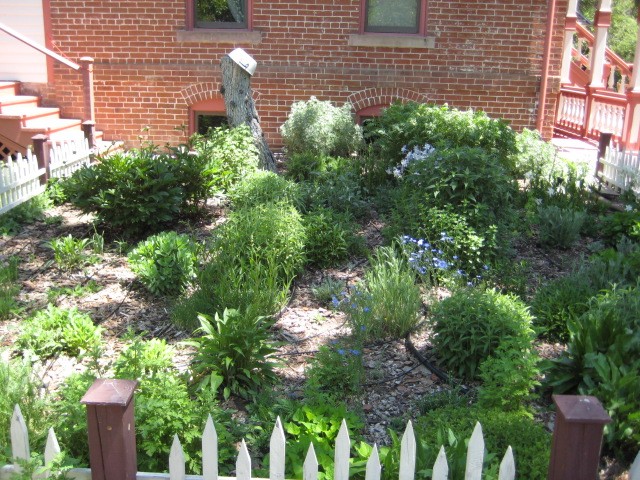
46 235 92 270
537 205 586 249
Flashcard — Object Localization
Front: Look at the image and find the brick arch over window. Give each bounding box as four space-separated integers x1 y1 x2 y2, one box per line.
347 88 429 117
180 83 226 135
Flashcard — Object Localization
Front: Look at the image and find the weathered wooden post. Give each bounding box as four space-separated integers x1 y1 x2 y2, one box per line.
81 379 138 480
548 395 611 480
82 120 96 150
79 56 95 123
596 131 613 176
220 48 276 171
31 134 50 185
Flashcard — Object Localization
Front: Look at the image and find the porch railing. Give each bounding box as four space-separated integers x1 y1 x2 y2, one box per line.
0 21 95 123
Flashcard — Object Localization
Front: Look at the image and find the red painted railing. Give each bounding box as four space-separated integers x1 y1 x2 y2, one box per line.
555 21 637 148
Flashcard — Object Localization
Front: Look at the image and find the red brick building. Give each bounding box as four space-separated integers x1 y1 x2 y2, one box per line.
1 0 569 150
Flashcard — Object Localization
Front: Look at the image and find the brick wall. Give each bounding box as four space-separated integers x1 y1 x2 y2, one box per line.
45 0 568 148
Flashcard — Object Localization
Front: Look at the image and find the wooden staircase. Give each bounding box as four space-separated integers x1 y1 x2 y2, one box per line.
0 80 102 161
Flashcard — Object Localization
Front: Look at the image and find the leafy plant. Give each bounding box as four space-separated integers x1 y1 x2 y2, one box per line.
311 277 346 306
112 337 175 379
280 402 364 480
303 207 363 268
599 208 640 246
0 193 52 236
212 202 307 284
336 246 422 340
415 406 551 480
305 340 364 400
478 337 540 411
16 304 103 358
297 169 370 219
128 231 200 296
429 288 535 380
228 170 301 209
46 280 102 303
536 205 586 249
280 97 364 157
189 124 260 193
544 284 640 457
186 309 280 400
0 256 20 319
46 235 92 270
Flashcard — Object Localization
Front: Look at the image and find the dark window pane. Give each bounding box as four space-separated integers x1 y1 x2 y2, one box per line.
196 113 228 135
196 0 247 28
366 0 420 34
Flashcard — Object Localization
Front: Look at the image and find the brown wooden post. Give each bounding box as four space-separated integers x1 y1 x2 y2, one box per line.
79 56 95 123
596 131 613 176
548 395 611 480
31 134 50 185
82 120 96 150
81 379 138 480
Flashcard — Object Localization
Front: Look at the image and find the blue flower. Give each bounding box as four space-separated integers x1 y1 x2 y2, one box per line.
483 265 490 271
363 307 371 313
350 349 361 356
337 349 346 356
331 296 340 307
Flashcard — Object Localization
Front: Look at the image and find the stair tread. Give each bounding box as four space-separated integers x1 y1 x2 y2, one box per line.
0 95 39 105
0 107 60 120
21 118 82 132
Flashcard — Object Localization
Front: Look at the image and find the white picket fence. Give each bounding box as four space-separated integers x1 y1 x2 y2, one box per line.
0 138 92 215
600 143 640 197
0 404 517 480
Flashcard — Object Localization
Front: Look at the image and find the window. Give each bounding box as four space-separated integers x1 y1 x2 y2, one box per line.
195 113 228 135
363 0 426 35
194 0 249 29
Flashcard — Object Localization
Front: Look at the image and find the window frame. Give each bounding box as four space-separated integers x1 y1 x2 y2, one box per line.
188 98 227 136
360 0 427 36
186 0 253 31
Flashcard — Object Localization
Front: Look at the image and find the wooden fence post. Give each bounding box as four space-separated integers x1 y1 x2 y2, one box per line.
596 131 613 176
548 395 611 480
82 120 96 150
31 134 50 185
81 379 138 480
79 56 95 123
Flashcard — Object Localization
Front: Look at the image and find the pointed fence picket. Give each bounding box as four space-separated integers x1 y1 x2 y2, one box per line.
0 404 524 480
600 143 640 196
0 151 46 215
0 138 93 215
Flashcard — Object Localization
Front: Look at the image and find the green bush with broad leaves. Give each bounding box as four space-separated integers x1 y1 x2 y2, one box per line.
65 150 185 237
46 235 93 270
429 288 535 380
186 309 280 400
414 406 551 480
303 207 364 268
52 338 238 475
536 205 586 249
128 231 200 296
16 304 102 358
544 284 640 458
189 124 259 193
280 97 364 157
336 246 422 340
363 102 516 184
477 337 540 411
599 208 640 246
227 170 301 209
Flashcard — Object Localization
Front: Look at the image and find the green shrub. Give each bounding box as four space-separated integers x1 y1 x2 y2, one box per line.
311 277 347 306
128 231 199 296
172 255 290 330
65 150 184 237
280 97 364 156
186 309 280 400
303 208 363 268
305 340 364 400
537 205 586 249
297 170 369 219
16 304 102 358
337 246 422 340
478 337 540 411
429 288 534 380
112 337 174 379
364 102 516 183
214 203 306 284
284 153 356 182
228 170 301 209
414 406 551 480
189 124 259 193
599 208 640 246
